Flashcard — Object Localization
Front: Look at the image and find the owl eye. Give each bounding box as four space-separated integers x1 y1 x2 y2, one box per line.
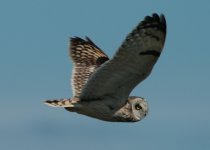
135 104 142 110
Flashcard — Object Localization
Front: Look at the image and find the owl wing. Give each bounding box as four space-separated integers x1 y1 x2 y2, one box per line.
70 37 109 97
80 14 166 102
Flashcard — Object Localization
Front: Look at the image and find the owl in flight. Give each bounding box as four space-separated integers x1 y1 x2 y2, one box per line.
44 13 167 122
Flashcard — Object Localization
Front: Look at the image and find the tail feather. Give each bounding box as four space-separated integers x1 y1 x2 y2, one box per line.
44 98 76 107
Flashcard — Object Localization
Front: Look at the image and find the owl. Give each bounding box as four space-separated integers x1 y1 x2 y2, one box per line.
44 13 167 122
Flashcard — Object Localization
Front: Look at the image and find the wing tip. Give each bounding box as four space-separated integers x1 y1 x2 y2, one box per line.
70 36 104 52
159 14 167 32
140 13 166 33
70 36 85 45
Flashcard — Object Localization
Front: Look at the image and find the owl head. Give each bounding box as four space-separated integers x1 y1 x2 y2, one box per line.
114 96 148 122
128 96 148 121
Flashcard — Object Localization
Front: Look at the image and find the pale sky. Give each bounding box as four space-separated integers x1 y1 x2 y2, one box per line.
0 0 209 150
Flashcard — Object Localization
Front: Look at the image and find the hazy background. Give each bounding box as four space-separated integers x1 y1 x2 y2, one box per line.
0 0 209 150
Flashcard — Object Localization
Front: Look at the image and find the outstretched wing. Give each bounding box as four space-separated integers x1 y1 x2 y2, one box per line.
70 37 109 97
80 13 167 102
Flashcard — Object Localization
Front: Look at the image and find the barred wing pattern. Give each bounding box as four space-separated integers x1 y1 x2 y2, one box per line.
70 37 109 97
80 14 166 102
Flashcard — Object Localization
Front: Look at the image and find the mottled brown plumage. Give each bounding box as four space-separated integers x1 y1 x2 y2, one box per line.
70 37 109 97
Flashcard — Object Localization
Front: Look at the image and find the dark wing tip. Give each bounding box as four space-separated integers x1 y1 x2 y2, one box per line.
160 14 167 32
70 36 83 42
69 36 109 66
140 13 166 33
70 36 86 46
70 36 102 51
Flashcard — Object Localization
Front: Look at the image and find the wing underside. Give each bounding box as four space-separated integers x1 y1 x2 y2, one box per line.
80 14 167 102
70 37 109 97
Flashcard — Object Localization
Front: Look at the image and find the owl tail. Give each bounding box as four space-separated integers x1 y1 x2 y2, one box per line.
44 98 79 107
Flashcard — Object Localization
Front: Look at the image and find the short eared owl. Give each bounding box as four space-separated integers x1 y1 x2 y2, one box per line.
44 13 167 122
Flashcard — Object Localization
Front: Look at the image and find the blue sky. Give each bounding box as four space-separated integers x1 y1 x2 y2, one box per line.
0 0 210 150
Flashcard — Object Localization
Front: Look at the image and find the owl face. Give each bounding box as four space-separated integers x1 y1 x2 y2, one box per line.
113 96 148 122
128 97 148 121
